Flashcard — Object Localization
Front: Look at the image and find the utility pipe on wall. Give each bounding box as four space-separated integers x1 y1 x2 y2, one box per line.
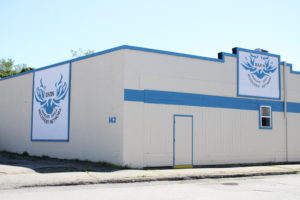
282 61 288 162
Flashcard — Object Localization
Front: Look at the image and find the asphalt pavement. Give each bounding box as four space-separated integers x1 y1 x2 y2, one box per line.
1 175 300 200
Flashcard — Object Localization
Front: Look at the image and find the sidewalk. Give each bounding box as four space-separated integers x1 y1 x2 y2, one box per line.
1 152 300 190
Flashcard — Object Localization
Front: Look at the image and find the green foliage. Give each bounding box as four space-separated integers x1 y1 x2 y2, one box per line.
0 48 95 78
70 48 95 58
14 64 29 72
0 70 19 78
0 59 34 78
41 155 50 159
0 58 14 71
20 67 34 73
21 151 29 156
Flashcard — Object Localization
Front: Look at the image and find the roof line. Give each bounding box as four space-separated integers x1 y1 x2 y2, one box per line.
281 62 300 75
0 45 126 81
1 45 298 81
122 45 237 62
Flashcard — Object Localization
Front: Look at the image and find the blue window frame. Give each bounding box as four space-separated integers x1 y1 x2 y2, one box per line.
259 105 272 129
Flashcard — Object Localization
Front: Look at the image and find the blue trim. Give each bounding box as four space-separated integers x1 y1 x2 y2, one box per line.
123 45 235 63
0 69 35 81
124 89 300 114
234 47 281 57
218 52 237 59
236 47 281 100
30 139 70 142
173 114 194 166
259 105 272 130
0 45 298 85
67 62 72 141
31 63 71 142
236 49 240 100
124 89 144 102
0 45 238 82
125 89 285 112
287 102 300 113
281 62 300 75
1 45 298 89
236 94 281 101
0 46 126 81
30 72 35 141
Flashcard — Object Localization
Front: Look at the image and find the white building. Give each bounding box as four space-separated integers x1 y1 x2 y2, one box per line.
0 45 300 168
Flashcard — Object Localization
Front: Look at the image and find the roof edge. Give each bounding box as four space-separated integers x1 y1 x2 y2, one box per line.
1 45 298 81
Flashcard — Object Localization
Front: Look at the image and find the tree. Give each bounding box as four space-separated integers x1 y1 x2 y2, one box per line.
70 48 95 58
0 58 14 71
0 58 34 78
20 67 34 73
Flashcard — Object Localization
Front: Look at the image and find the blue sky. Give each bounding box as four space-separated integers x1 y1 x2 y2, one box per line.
1 0 300 70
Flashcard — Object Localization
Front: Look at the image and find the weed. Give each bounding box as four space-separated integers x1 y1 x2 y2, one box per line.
137 174 149 178
0 150 130 170
81 168 92 172
41 155 50 159
21 151 29 157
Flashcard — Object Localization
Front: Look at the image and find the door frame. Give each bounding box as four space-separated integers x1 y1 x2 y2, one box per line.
173 114 194 167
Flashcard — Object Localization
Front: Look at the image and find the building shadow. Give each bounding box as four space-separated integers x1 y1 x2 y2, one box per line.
0 151 126 174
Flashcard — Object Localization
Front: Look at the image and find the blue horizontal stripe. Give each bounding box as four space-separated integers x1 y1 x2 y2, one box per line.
124 89 144 102
123 89 300 113
287 102 300 113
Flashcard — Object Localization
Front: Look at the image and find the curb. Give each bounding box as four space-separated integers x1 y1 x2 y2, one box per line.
17 170 299 189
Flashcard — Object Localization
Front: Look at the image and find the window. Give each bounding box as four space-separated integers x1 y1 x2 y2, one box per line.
260 106 272 129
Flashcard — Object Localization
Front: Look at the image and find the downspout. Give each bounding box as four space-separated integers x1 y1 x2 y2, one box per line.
283 61 288 162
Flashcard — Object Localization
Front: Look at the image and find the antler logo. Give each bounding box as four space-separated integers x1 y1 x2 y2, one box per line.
35 74 68 124
241 54 277 88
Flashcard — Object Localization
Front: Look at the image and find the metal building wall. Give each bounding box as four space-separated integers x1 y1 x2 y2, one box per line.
0 74 33 153
286 68 300 161
0 50 125 165
0 45 299 168
123 48 299 168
